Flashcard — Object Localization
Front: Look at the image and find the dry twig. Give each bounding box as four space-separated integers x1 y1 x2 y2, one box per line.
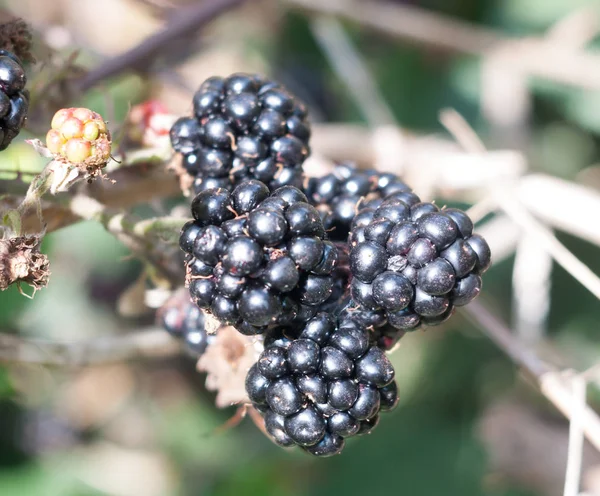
564 374 586 496
463 302 600 453
0 328 180 367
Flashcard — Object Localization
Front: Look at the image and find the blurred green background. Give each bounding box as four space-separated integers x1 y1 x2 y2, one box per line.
1 0 600 495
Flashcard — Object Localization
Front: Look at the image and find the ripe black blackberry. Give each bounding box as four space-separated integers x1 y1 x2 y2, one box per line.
158 289 212 357
170 73 310 193
333 299 406 352
305 163 413 242
349 198 491 331
246 312 398 456
0 50 28 151
180 180 339 335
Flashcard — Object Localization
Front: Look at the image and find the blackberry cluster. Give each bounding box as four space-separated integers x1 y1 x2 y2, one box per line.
158 290 212 357
349 196 491 331
0 50 28 150
168 72 492 457
305 163 412 241
246 313 398 456
170 73 310 194
179 180 339 335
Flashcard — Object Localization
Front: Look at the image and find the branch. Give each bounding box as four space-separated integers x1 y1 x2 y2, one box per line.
287 0 600 90
77 0 247 91
463 301 600 453
0 328 181 367
67 195 185 283
492 187 600 300
5 159 181 234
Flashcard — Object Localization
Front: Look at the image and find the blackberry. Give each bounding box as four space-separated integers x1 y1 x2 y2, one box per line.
181 180 339 335
349 198 491 332
170 73 310 193
157 290 213 357
0 50 28 151
245 313 398 456
305 163 412 241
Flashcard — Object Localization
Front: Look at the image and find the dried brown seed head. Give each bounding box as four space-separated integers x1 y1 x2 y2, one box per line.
0 235 49 292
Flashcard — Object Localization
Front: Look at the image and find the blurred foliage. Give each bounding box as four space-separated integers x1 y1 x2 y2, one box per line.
2 0 600 495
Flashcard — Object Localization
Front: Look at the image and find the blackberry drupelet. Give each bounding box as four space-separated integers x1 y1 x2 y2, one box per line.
170 73 311 193
305 163 413 241
246 312 398 456
0 50 28 151
333 298 407 352
180 180 340 335
349 197 491 332
157 290 212 357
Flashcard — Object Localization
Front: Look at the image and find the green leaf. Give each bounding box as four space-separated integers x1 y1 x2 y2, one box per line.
2 209 21 236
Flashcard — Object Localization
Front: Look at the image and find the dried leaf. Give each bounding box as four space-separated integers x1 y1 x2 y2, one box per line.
2 209 21 236
196 326 262 408
48 161 81 194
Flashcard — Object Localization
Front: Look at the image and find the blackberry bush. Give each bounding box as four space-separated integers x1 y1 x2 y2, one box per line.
246 312 398 456
170 73 311 193
349 196 491 331
180 180 340 335
305 163 413 242
0 50 28 151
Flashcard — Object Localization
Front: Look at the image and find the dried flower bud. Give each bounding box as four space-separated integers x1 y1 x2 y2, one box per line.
0 18 34 63
0 235 49 292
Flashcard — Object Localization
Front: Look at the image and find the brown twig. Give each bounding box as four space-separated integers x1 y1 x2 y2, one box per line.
0 328 180 367
77 0 247 91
